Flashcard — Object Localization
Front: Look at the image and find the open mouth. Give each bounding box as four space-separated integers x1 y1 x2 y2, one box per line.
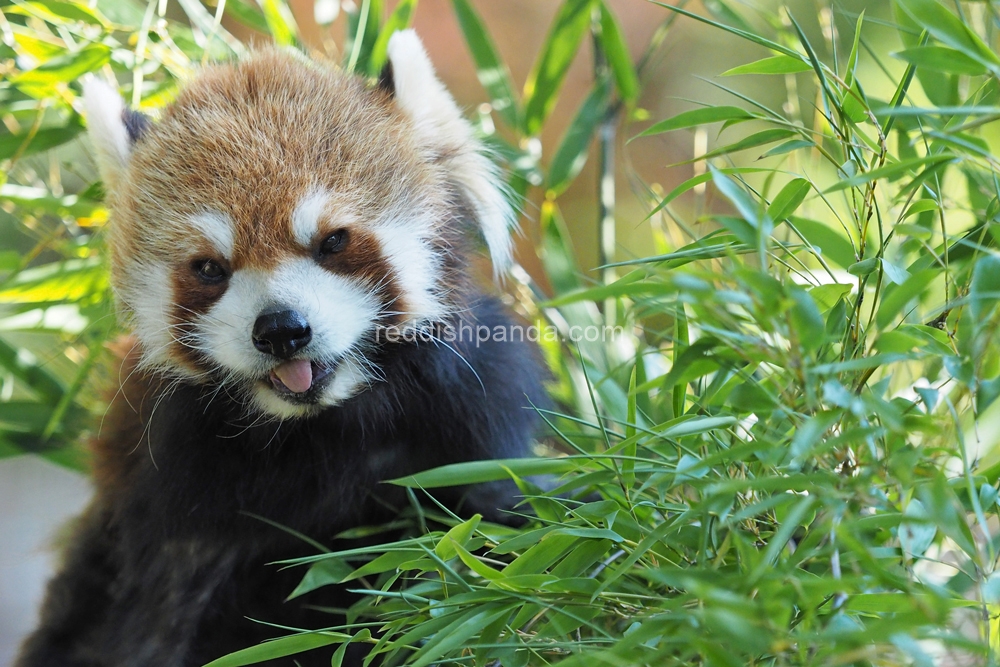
267 359 336 397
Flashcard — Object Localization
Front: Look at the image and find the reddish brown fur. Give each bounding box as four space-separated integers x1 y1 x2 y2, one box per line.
89 336 164 505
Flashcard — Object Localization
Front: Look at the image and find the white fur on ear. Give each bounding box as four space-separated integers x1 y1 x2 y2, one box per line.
387 29 516 275
81 77 131 190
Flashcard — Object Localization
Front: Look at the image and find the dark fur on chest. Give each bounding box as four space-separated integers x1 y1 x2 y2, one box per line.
17 296 545 667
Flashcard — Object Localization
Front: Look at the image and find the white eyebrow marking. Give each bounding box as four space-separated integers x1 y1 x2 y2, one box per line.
291 189 331 247
190 211 235 258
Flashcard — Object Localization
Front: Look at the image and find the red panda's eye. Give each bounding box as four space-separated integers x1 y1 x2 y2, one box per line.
193 259 227 284
318 230 347 256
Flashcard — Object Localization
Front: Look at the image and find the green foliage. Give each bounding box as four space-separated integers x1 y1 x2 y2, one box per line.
5 0 1000 664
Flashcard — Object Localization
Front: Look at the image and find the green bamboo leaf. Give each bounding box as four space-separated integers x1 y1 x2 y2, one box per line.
842 80 869 124
918 475 979 561
702 0 753 32
970 254 1000 323
847 593 977 613
845 11 865 87
287 558 354 599
0 120 84 161
451 0 521 129
788 288 825 353
9 1 108 27
650 1 800 59
876 269 936 328
14 44 110 86
598 2 639 102
502 533 579 577
878 106 1000 117
256 0 298 46
766 178 811 223
329 631 371 667
660 415 736 439
678 128 796 165
824 154 958 192
710 166 773 246
523 0 594 136
894 46 988 76
591 518 678 599
0 184 100 217
221 0 270 33
345 0 381 73
810 353 916 376
547 78 609 195
543 276 674 306
644 167 770 221
848 258 879 276
407 605 512 667
788 410 841 464
903 199 939 218
436 515 481 561
0 338 65 404
0 402 56 434
622 365 637 488
635 106 758 139
539 201 582 294
368 0 418 75
202 632 349 667
343 549 420 582
175 0 233 48
760 139 814 157
721 55 812 76
606 239 753 269
452 540 502 580
791 217 856 269
388 457 585 488
787 14 838 121
896 0 1000 73
0 258 106 304
881 258 910 285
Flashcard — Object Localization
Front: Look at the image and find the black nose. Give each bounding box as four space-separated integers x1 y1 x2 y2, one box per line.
252 309 312 359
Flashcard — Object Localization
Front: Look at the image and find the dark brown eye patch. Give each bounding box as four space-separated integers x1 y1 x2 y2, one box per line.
192 259 227 284
318 230 348 256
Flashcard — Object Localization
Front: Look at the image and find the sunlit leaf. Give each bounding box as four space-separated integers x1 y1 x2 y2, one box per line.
523 0 594 135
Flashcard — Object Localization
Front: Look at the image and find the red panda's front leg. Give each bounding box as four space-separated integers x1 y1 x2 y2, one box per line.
16 502 240 667
15 506 116 667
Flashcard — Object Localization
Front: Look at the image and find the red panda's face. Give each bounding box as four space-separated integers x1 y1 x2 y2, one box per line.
83 34 514 419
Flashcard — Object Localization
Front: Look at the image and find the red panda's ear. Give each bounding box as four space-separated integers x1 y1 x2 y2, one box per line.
386 29 516 276
81 78 149 191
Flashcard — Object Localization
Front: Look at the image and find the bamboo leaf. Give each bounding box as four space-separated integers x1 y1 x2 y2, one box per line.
388 458 587 488
893 45 988 76
598 2 639 102
202 632 349 667
368 0 419 75
523 0 594 136
677 128 796 165
722 55 812 76
766 178 811 223
635 106 758 138
451 0 521 129
256 0 298 46
896 0 1000 74
548 78 610 195
221 0 270 33
824 155 958 192
14 44 110 87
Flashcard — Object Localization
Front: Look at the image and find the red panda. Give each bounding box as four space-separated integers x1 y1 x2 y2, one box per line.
16 31 545 667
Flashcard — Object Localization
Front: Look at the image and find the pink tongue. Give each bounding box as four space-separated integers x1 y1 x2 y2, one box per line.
273 359 313 394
